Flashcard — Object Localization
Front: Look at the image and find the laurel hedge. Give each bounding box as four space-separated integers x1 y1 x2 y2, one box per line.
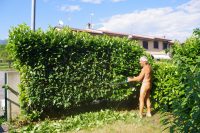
7 24 147 119
151 62 180 111
169 32 200 132
152 29 200 132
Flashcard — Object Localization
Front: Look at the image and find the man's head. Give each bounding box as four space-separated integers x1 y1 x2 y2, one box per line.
139 56 148 67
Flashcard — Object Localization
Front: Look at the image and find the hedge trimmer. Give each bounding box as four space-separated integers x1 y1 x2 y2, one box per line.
103 78 136 91
103 78 128 86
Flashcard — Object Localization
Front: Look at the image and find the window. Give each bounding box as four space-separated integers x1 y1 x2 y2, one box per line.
143 41 148 49
154 41 159 49
163 42 168 49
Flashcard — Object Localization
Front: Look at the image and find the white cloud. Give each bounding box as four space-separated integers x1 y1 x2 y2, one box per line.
60 5 81 12
177 0 200 13
99 0 200 42
81 0 103 4
111 0 126 2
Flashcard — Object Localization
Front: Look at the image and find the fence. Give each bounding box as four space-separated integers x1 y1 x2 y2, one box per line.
0 71 20 121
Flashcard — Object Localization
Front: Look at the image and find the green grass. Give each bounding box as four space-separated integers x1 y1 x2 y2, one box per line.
10 110 170 133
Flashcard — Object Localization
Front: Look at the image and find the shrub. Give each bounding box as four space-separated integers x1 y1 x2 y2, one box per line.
169 31 200 132
152 29 200 132
151 62 180 111
7 24 146 118
151 29 200 132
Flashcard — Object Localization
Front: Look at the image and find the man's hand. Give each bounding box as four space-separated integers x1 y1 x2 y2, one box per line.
127 77 134 82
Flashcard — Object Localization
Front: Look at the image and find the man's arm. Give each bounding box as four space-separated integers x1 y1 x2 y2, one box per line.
128 68 145 82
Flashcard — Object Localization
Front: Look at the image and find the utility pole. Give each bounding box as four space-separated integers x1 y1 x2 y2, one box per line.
31 0 36 31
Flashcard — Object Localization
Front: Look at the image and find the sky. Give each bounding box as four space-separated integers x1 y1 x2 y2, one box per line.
1 0 200 42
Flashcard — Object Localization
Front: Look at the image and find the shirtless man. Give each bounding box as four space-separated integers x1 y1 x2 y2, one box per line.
127 56 152 118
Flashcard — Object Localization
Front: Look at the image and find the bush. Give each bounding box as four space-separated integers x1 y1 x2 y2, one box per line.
169 31 200 132
150 29 200 132
151 62 180 111
7 24 146 118
151 29 200 132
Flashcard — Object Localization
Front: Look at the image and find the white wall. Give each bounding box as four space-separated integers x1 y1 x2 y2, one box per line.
138 40 168 52
7 71 20 120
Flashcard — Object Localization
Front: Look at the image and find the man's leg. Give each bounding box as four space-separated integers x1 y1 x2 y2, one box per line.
145 89 151 117
139 85 147 118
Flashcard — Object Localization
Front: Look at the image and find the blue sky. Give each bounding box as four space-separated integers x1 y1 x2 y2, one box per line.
1 0 200 41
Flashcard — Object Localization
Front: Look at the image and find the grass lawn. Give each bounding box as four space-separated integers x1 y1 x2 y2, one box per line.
11 110 170 133
70 110 170 133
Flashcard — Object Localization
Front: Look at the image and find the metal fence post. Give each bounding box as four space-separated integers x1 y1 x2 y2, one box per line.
4 72 7 121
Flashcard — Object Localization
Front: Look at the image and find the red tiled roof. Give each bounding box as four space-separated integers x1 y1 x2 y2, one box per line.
55 26 172 42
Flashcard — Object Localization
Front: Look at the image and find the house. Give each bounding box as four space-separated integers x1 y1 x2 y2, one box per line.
128 33 172 60
55 25 172 60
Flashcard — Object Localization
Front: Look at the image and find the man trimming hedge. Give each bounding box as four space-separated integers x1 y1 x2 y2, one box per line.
127 56 152 118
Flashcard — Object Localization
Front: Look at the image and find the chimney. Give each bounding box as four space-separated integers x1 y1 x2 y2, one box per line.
128 35 132 39
87 22 92 29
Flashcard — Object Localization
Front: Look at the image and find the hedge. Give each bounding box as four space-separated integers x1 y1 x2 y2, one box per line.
151 62 180 111
169 33 200 132
7 24 147 118
152 30 200 132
